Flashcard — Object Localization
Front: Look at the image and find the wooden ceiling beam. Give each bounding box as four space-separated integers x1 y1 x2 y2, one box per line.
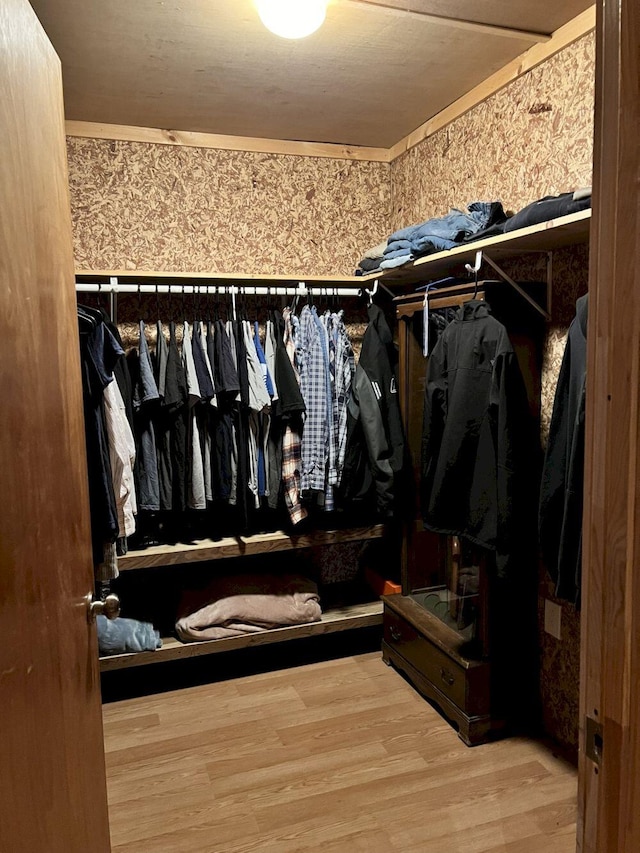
343 0 552 42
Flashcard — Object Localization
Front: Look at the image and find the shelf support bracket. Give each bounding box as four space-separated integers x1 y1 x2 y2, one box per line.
482 253 551 320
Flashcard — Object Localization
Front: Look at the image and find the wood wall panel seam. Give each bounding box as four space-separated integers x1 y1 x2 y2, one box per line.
343 0 553 42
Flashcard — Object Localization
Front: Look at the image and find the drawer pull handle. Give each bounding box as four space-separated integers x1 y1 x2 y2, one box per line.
440 667 455 686
390 626 402 642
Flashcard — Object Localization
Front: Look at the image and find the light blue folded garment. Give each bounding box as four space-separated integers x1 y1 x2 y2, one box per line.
383 238 413 255
380 254 414 269
382 246 416 260
411 234 458 253
97 615 162 655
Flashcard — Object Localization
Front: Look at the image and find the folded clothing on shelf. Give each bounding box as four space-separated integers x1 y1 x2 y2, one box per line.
358 257 385 273
504 189 591 233
355 240 387 275
175 573 322 642
380 201 506 269
97 615 162 655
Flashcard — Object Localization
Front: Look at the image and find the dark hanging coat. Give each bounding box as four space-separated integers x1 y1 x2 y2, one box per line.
539 294 588 605
341 304 406 518
421 300 534 577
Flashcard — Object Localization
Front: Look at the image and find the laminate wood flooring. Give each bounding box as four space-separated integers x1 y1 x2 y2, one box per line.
103 652 577 853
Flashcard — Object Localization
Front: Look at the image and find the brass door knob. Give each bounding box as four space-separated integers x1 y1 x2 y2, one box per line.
87 593 121 622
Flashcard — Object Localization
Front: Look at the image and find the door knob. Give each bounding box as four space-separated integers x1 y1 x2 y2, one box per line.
87 593 121 622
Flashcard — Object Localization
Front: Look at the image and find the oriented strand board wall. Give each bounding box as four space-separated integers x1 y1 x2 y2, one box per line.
388 33 595 757
390 33 595 230
67 139 390 275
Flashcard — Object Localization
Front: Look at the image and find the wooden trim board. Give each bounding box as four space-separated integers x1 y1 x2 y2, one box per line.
118 525 386 571
99 600 384 671
64 121 391 163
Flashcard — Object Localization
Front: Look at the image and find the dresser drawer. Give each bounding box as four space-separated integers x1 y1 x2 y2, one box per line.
384 607 468 710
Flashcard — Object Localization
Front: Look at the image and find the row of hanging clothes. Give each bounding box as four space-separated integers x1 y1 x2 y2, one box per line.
76 283 386 580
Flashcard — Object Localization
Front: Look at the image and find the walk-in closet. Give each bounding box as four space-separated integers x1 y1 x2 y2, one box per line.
2 1 639 851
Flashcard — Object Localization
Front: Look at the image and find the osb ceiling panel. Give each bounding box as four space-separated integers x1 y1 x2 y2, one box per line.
30 0 592 148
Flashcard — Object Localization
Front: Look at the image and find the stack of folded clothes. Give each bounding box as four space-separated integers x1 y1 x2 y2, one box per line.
354 189 591 276
503 188 591 233
355 240 387 276
462 188 592 244
380 201 506 269
175 573 322 641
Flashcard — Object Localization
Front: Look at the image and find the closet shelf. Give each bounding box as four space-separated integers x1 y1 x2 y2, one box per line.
76 210 590 296
118 524 386 571
360 209 591 287
99 599 384 672
75 269 364 286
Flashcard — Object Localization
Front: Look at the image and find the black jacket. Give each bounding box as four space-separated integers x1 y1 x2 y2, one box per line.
539 294 588 604
421 300 533 576
341 304 405 518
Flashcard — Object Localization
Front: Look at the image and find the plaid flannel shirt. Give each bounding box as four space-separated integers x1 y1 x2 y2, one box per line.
298 305 329 494
282 308 307 525
333 311 355 485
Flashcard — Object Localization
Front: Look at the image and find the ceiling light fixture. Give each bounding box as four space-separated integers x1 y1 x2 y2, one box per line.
255 0 329 39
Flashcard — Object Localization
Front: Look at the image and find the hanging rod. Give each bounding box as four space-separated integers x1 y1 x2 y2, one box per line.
75 280 367 299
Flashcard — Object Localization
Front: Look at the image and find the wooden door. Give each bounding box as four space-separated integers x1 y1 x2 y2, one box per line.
0 1 111 851
578 0 640 849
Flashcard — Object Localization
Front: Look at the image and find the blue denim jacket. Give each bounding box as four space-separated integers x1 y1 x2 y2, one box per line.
387 201 505 255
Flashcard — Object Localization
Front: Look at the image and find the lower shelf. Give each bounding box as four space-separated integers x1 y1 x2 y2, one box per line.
117 524 386 570
99 599 383 672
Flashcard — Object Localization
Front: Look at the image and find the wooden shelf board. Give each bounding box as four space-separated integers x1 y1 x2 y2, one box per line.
75 269 364 286
76 211 590 294
99 600 383 672
361 209 591 288
118 524 386 571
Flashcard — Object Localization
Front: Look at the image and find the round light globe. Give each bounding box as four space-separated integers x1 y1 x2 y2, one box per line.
255 0 328 39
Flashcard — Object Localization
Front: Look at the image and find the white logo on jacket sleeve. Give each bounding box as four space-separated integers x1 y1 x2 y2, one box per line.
390 377 397 394
372 380 382 400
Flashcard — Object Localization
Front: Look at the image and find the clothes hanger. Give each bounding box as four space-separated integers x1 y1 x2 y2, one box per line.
137 283 144 324
364 279 379 307
464 250 483 300
290 282 303 315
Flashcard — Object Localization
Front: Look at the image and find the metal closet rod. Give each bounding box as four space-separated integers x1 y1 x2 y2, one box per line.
75 280 368 298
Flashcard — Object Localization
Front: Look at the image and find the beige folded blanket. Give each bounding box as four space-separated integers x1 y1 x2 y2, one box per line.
175 573 322 642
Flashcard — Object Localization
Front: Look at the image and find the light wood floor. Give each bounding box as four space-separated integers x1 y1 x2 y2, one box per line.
103 652 577 853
